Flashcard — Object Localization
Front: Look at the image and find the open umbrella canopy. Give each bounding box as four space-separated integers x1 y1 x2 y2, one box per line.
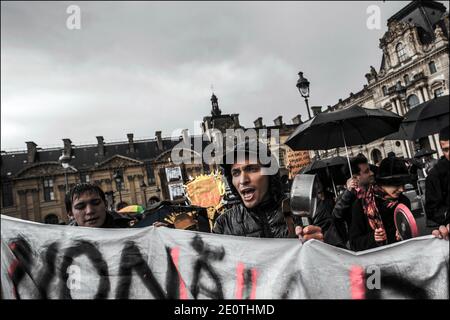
414 148 437 159
285 105 403 150
384 95 449 141
300 156 349 192
118 205 145 214
301 156 348 173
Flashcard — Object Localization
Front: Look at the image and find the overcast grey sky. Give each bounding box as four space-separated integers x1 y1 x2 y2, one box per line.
2 1 444 151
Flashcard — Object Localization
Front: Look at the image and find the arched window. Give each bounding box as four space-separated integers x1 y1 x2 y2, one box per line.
403 74 410 85
396 43 408 63
371 149 383 165
406 94 420 109
44 214 59 224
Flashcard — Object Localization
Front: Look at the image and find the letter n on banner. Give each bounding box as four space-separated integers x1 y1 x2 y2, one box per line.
170 247 188 299
235 262 258 299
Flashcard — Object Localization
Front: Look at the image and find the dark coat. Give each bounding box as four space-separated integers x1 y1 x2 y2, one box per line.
425 157 449 226
349 194 410 251
212 198 297 238
324 189 356 248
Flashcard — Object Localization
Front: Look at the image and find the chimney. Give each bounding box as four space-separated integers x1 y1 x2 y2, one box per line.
26 141 38 164
292 114 303 125
96 136 105 157
155 131 163 151
231 114 240 128
127 133 135 153
311 106 322 116
273 115 283 127
254 117 263 128
62 139 72 157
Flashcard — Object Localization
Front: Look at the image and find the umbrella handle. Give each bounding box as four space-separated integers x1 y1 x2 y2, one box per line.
341 126 353 177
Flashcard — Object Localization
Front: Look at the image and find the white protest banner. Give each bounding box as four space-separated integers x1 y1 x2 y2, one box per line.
1 215 448 299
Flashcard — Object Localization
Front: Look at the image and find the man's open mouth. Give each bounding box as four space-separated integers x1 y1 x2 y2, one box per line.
240 188 256 201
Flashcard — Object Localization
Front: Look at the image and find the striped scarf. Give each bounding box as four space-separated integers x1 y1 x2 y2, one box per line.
356 185 398 231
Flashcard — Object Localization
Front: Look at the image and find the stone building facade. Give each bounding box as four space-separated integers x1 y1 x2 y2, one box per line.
317 0 449 164
1 95 302 224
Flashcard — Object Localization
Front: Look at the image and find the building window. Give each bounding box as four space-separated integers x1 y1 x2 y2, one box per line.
406 94 420 109
382 86 388 96
80 173 90 183
434 87 444 98
146 165 156 185
1 181 14 207
396 43 408 63
371 149 383 166
403 74 410 86
278 148 286 168
428 61 437 74
43 178 55 201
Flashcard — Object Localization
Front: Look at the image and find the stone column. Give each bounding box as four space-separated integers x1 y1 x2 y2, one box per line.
127 175 137 204
30 188 42 222
17 190 28 220
58 185 67 216
418 86 426 102
422 86 430 101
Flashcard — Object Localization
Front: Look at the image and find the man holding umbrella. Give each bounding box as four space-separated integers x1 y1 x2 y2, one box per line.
325 154 375 248
425 126 449 227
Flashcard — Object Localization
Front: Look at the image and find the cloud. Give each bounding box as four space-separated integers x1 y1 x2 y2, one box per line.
2 1 428 150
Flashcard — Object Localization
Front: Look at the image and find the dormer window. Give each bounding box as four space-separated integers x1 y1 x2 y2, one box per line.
396 43 408 63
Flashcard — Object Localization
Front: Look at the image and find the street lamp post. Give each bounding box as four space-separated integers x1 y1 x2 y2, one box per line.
113 171 123 203
296 71 312 120
58 152 71 194
140 181 147 207
296 71 319 159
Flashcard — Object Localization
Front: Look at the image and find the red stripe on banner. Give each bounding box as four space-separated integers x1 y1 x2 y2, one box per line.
7 259 19 278
349 265 365 299
250 268 258 299
235 262 245 299
170 247 188 299
7 259 19 299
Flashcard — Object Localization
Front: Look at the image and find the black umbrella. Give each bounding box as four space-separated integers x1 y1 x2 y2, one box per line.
301 156 348 196
414 148 437 159
285 105 403 175
385 95 449 141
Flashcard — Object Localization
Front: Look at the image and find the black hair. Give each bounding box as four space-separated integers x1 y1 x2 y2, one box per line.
439 126 449 141
65 183 106 214
343 154 368 177
221 140 284 204
116 201 129 211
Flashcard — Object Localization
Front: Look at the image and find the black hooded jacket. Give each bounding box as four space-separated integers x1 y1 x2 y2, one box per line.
425 156 449 226
212 197 294 237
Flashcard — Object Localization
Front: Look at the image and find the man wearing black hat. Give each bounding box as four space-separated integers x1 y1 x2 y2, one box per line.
348 157 412 251
425 126 449 227
212 140 323 242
